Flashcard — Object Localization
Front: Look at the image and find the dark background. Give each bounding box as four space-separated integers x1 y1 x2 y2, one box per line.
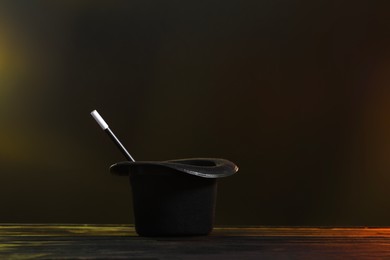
1 0 390 226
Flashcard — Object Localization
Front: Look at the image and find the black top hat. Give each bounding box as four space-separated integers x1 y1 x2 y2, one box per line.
110 158 238 178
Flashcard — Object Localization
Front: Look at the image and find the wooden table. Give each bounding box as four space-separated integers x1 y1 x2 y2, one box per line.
1 224 390 259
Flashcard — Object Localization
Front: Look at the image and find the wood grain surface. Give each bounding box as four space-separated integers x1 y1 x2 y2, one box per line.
1 225 390 259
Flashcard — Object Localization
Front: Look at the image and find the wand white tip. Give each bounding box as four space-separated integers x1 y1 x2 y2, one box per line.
91 110 109 130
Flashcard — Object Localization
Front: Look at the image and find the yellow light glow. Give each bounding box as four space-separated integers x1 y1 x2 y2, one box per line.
0 22 27 106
